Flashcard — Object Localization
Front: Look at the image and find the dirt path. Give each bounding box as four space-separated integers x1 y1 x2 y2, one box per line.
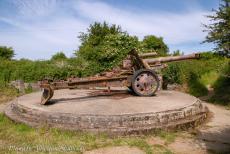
167 102 230 154
196 102 230 153
84 146 145 154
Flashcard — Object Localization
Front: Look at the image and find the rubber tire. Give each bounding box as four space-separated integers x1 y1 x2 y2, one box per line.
131 69 159 96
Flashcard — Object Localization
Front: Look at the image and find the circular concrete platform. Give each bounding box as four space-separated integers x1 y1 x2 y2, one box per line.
5 89 208 135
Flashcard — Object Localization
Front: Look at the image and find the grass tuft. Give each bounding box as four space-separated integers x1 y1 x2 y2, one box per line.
0 85 18 104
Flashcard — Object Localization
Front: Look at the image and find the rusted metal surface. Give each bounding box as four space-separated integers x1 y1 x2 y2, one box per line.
144 53 200 64
41 84 54 105
40 49 200 105
139 52 157 58
132 69 159 96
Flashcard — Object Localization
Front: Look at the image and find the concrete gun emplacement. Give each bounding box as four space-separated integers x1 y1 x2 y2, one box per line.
40 49 200 105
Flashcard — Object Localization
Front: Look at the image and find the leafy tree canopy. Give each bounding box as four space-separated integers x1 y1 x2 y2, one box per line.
204 0 230 56
76 22 123 60
51 52 67 61
0 46 15 60
76 22 138 74
140 35 169 56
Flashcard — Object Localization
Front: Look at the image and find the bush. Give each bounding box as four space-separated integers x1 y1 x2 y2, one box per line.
0 85 18 104
162 63 182 84
210 62 230 105
140 35 169 56
0 46 14 60
25 84 33 94
77 33 139 75
0 59 81 83
51 52 67 61
187 72 208 97
162 52 229 97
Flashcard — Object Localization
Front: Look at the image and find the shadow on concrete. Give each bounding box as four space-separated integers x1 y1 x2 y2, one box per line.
45 90 132 105
197 127 230 153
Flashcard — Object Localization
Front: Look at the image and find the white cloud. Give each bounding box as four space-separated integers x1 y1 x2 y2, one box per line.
0 1 89 59
75 1 210 45
11 0 58 18
0 17 87 59
0 0 212 59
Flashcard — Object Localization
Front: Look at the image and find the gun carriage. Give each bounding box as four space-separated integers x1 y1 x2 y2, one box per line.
40 49 199 105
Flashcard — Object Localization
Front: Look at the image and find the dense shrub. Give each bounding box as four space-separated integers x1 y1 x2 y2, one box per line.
140 35 169 56
0 46 14 60
0 84 19 103
51 52 67 61
162 63 182 84
0 59 80 83
210 62 230 105
187 72 208 97
162 52 229 96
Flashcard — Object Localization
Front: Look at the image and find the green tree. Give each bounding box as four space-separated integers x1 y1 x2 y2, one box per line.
204 0 230 56
76 22 123 60
76 22 138 75
51 52 67 61
0 46 15 60
140 35 169 56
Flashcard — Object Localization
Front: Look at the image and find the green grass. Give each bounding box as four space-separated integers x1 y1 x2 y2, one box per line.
157 131 177 144
24 85 34 94
0 86 18 104
200 71 219 87
0 114 173 154
187 72 208 97
209 76 230 106
206 63 230 106
146 130 178 145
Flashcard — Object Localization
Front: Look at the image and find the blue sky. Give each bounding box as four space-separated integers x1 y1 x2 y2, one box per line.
0 0 220 60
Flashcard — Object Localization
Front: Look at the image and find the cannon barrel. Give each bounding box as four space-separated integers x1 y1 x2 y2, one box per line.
139 52 157 58
144 53 200 64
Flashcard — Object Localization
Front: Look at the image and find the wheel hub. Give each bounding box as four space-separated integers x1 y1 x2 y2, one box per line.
134 72 158 95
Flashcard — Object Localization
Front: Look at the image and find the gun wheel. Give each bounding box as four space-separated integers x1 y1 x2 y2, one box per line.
131 69 159 96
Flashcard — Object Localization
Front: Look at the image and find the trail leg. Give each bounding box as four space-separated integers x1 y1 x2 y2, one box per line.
41 85 54 105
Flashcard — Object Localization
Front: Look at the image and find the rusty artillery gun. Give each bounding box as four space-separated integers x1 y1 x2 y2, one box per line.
40 49 200 105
